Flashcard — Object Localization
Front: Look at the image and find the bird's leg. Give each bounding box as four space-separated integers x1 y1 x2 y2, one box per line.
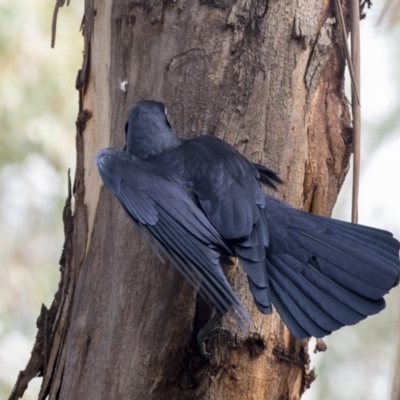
197 311 231 358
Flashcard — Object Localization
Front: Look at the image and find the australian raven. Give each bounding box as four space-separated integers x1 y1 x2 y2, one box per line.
96 100 400 355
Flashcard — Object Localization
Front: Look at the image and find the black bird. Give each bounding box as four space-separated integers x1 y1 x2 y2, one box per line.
96 100 400 355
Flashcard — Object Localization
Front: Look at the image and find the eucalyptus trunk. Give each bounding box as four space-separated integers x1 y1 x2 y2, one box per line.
10 1 351 399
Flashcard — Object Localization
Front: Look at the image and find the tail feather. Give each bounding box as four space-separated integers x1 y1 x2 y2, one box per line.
293 232 397 296
300 256 385 316
269 286 309 338
289 211 399 264
269 273 330 338
258 195 400 338
240 258 272 313
269 264 342 334
234 207 272 313
268 253 383 328
320 224 399 267
248 280 272 313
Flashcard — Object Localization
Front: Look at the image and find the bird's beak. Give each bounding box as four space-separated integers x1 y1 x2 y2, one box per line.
123 144 127 151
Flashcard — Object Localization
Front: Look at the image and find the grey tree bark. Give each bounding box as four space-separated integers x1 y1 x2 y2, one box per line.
10 0 352 399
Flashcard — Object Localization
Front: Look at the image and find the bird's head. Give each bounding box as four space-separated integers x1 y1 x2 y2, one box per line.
124 100 181 159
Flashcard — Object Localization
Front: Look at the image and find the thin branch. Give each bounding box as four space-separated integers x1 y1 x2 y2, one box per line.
51 0 68 48
333 0 360 106
333 0 361 223
350 0 361 224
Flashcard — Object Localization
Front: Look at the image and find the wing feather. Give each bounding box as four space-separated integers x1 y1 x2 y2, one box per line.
96 148 250 325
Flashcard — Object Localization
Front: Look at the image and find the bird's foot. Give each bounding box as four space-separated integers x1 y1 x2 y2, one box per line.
198 326 232 358
196 312 231 358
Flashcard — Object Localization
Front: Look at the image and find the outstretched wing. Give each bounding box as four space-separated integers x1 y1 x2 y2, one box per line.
96 148 250 324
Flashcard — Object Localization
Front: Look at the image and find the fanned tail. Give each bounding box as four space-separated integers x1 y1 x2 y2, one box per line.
263 196 400 338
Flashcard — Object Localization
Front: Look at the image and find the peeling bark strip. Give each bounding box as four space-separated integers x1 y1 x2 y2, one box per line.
11 0 351 399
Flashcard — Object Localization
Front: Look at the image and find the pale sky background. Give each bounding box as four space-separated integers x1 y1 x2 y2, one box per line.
0 2 399 399
305 3 400 399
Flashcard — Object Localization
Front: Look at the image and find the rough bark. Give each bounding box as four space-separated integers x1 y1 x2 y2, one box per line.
10 0 352 399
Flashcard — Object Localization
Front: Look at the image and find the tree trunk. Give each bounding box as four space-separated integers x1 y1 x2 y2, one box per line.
10 0 351 399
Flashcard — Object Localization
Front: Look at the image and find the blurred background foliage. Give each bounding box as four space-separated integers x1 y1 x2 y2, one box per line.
0 1 399 399
306 2 400 399
0 0 83 398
